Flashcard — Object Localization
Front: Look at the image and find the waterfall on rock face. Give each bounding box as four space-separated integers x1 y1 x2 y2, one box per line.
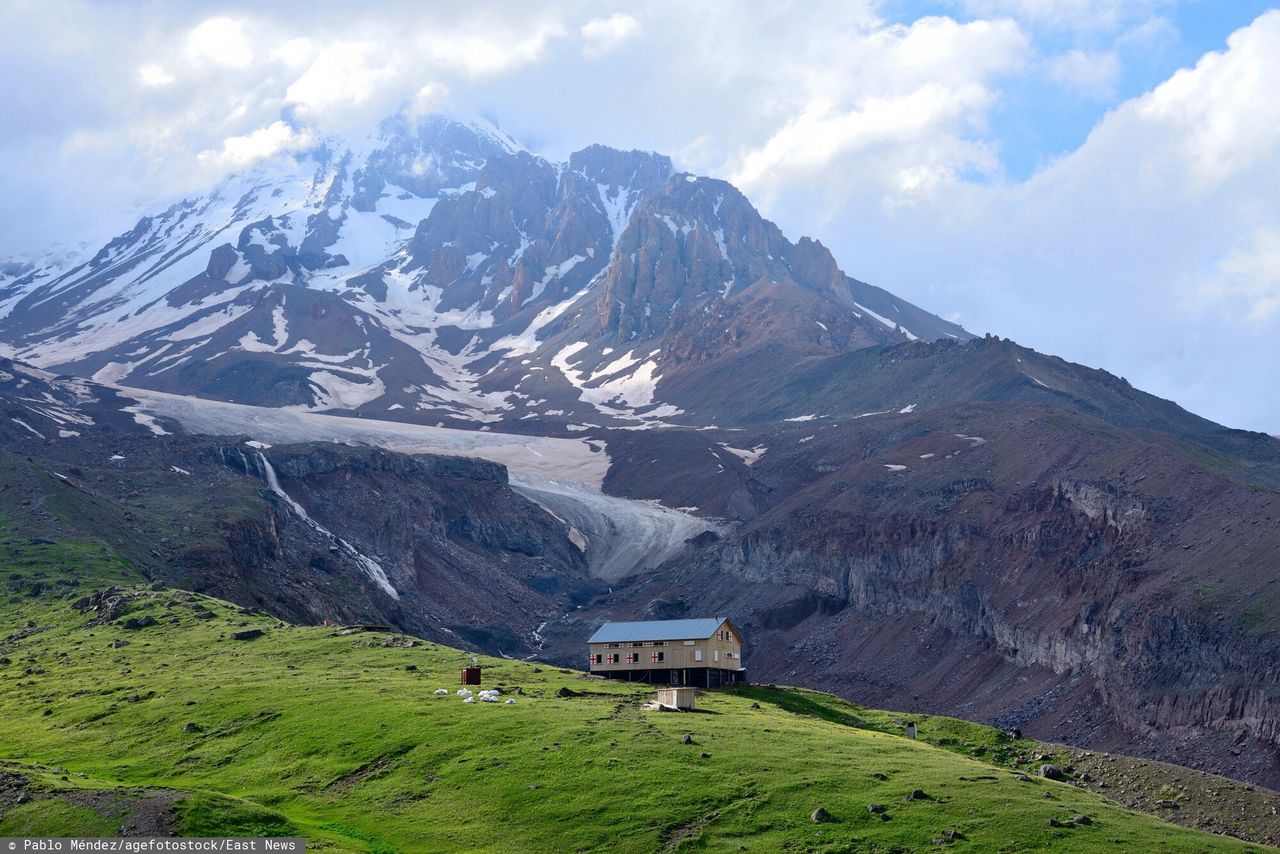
255 452 306 517
252 452 400 599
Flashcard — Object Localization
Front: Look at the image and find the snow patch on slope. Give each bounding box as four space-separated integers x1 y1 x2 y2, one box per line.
552 342 668 419
855 301 918 341
303 370 387 410
718 443 767 465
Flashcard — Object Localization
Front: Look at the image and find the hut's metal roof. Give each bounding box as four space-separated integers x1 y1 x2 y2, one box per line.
587 617 728 644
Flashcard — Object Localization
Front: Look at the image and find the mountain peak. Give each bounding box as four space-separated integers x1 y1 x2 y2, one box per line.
373 111 524 155
0 111 968 428
568 144 673 190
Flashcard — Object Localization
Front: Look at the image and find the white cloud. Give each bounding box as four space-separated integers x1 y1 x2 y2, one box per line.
581 13 640 57
1130 15 1280 192
732 83 999 194
817 9 1280 431
270 37 314 67
197 121 314 168
285 42 399 122
184 17 253 68
1047 49 1120 99
416 22 566 76
727 16 1028 207
137 64 174 88
1201 229 1280 321
408 82 449 119
959 0 1173 33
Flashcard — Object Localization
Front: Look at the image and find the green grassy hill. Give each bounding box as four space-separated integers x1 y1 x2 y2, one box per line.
0 530 1273 852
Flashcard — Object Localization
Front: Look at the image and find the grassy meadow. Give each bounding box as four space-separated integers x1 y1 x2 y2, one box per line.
0 530 1269 852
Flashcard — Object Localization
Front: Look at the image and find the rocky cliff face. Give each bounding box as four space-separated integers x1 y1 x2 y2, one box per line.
594 175 899 352
217 441 593 650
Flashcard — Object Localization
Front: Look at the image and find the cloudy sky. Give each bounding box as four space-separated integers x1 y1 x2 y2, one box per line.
3 0 1279 432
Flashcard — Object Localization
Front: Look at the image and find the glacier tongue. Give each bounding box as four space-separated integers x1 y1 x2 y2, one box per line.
510 476 720 581
120 387 715 581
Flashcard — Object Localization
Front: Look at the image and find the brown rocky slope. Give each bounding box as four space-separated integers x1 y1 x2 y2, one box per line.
566 399 1280 789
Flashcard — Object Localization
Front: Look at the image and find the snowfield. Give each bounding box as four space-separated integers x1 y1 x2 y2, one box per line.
125 387 609 485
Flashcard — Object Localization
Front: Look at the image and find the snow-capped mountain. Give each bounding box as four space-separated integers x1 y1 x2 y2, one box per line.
0 113 968 429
